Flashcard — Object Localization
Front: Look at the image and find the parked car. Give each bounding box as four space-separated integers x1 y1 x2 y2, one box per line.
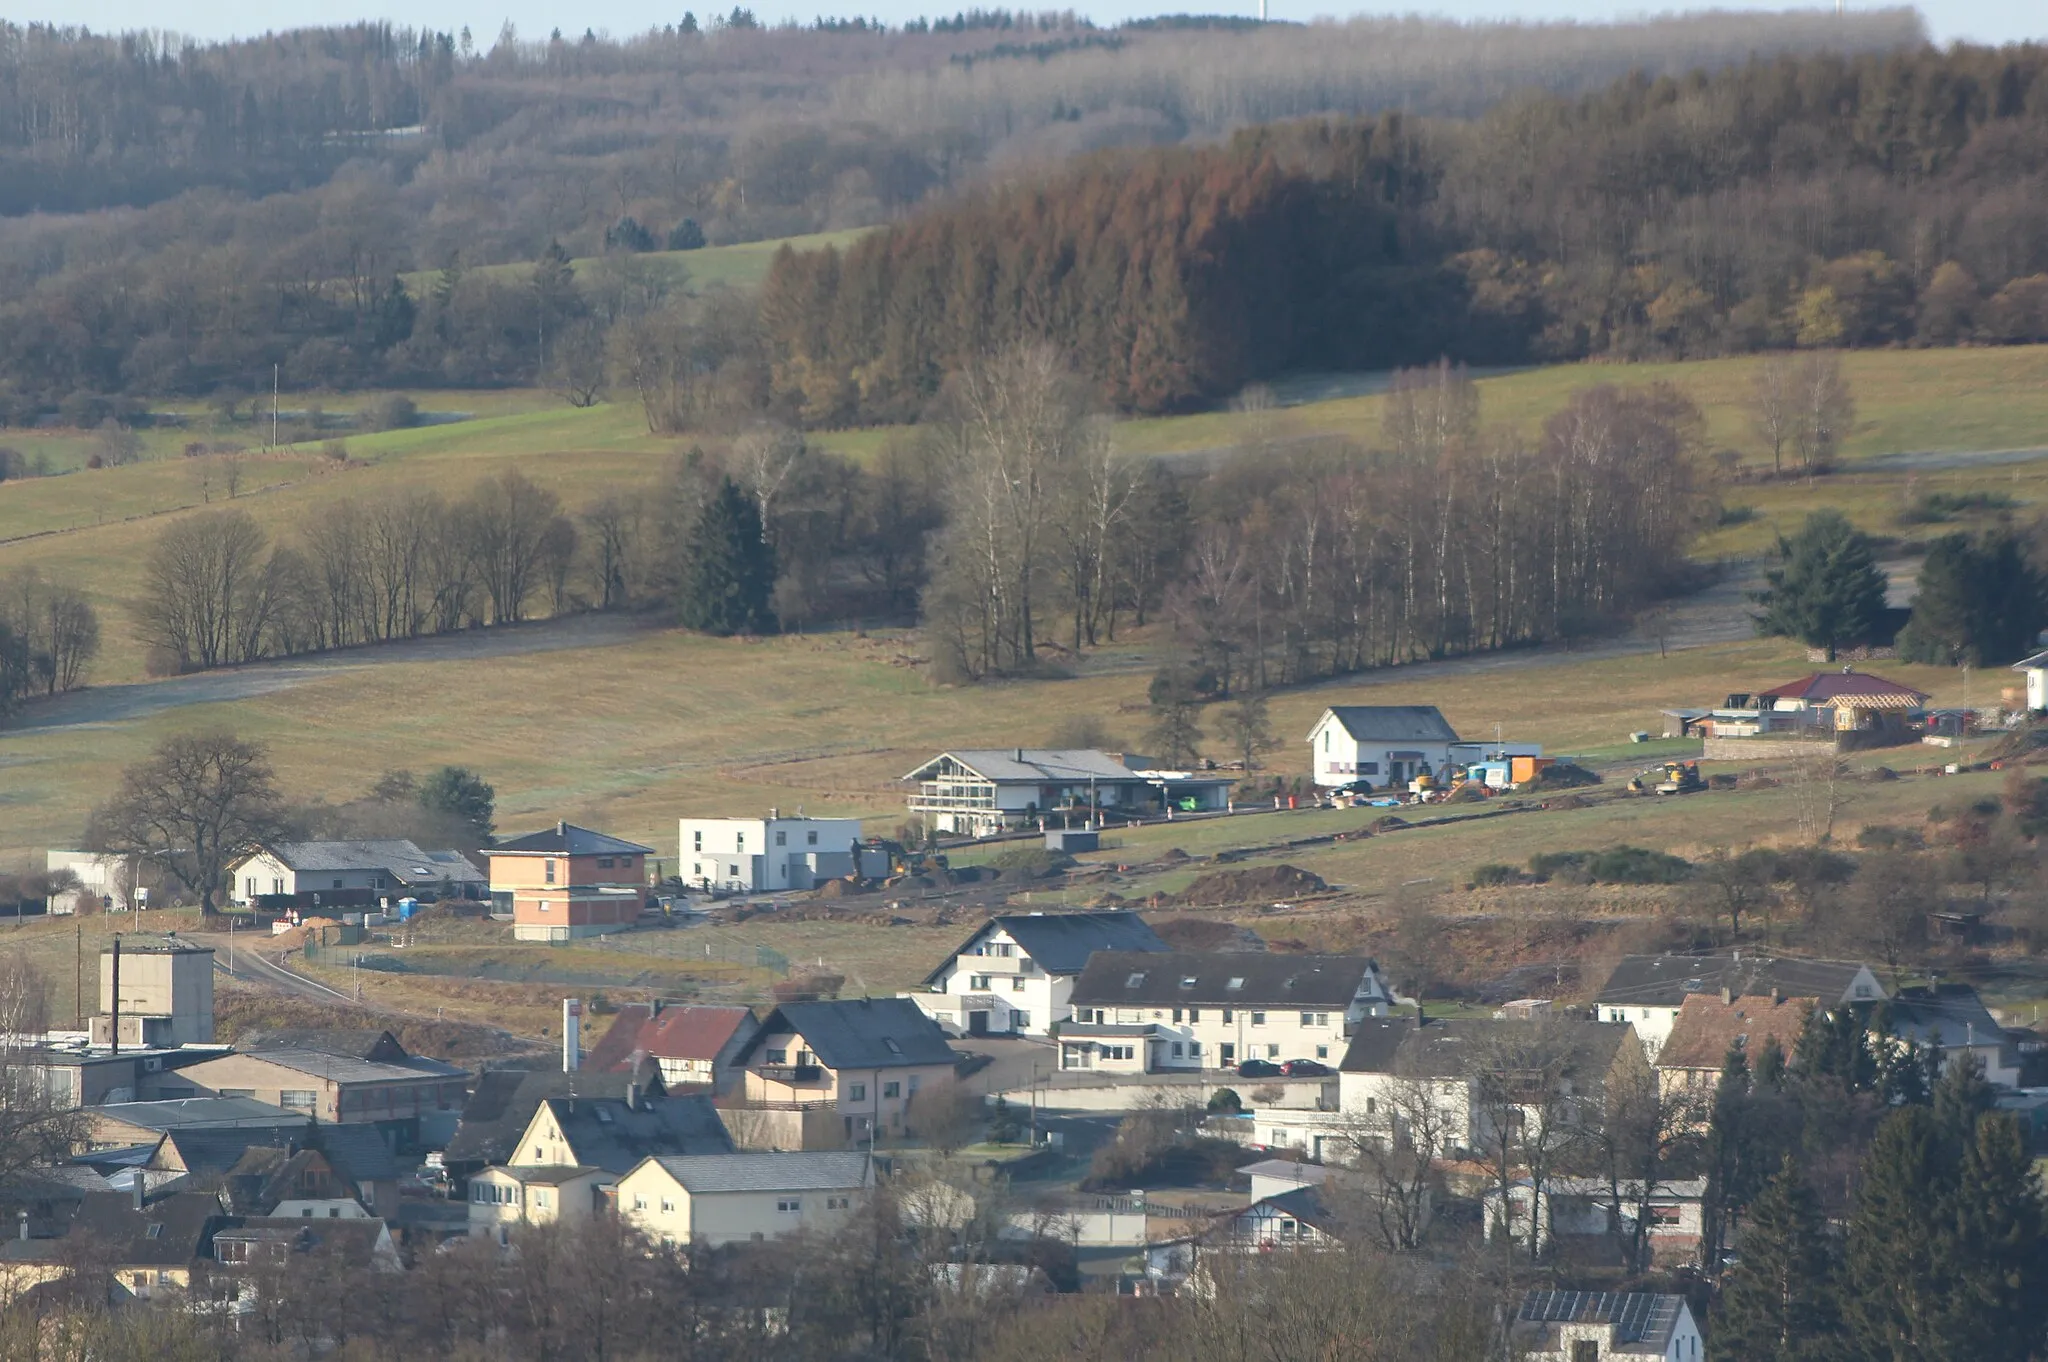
1281 1059 1330 1077
1235 1059 1282 1078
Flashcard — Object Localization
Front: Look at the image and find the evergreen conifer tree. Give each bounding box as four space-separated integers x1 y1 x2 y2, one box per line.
676 477 778 636
1844 1107 1953 1361
1712 1156 1841 1362
1940 1111 2048 1360
1753 510 1888 661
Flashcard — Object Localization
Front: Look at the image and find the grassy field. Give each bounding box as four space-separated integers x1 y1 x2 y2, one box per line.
394 227 871 297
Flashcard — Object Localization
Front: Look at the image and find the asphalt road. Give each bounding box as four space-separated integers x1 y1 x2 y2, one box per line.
193 930 358 1005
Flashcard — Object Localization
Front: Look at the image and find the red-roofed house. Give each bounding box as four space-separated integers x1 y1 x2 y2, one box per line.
1653 992 1815 1112
584 1004 759 1094
1700 669 1929 744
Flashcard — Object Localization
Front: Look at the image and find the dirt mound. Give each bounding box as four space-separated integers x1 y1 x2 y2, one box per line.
1170 865 1328 907
1370 815 1408 832
1160 847 1192 864
1150 916 1266 951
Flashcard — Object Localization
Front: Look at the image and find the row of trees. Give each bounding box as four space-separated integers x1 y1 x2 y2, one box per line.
765 43 2048 420
923 352 1709 684
0 566 99 716
1756 507 2048 666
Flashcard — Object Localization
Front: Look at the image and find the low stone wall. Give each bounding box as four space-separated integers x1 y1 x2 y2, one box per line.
1703 736 1840 761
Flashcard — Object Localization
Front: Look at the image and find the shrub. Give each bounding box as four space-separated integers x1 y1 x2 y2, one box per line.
1470 863 1521 888
365 393 419 431
667 218 707 251
987 845 1072 879
1586 845 1693 884
1206 1087 1242 1114
1528 850 1591 883
1897 490 2017 525
1717 503 1760 527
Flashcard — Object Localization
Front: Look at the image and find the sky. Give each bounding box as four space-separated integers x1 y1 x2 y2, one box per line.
26 1 2045 47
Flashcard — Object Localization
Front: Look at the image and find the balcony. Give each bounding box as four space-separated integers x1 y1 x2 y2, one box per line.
755 1064 825 1084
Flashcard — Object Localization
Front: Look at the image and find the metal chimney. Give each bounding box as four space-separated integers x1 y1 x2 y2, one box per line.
562 998 582 1072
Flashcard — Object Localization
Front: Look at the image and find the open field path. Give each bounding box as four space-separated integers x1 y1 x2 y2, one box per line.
6 612 648 732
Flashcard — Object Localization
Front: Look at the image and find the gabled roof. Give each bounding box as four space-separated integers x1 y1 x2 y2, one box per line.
1233 1184 1346 1237
1756 671 1929 705
739 998 957 1071
309 1122 403 1185
2013 650 2048 671
65 1190 223 1266
214 1216 394 1268
1596 955 1884 1009
446 1067 663 1169
1339 1016 1633 1080
584 1004 755 1074
482 1164 606 1186
489 822 653 857
1885 985 2005 1051
236 1028 408 1063
1516 1291 1690 1354
250 839 484 884
645 1151 872 1194
538 1092 733 1174
160 1125 318 1176
1312 706 1461 744
1655 993 1816 1072
920 912 1169 986
902 748 1153 784
1070 951 1382 1009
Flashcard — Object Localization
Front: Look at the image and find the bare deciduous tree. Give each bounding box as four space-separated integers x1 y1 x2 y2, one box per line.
86 731 290 914
1749 355 1795 475
132 509 275 672
462 470 565 624
0 952 87 1191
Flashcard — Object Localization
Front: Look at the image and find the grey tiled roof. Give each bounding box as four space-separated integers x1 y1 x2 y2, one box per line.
1595 955 1882 1009
921 911 1168 985
260 839 484 884
649 1151 871 1194
1318 706 1460 744
491 823 653 856
1071 951 1381 1009
237 1048 468 1084
740 998 956 1070
93 1097 302 1131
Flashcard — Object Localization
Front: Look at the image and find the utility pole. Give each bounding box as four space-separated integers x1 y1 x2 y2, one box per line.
271 363 279 450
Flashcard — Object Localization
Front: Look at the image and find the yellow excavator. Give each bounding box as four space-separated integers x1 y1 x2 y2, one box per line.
1629 761 1705 795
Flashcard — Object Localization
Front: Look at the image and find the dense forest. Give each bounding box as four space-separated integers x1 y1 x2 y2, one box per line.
766 42 2048 418
0 10 1921 415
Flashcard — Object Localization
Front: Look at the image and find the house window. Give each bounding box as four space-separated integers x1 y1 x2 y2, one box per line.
280 1090 317 1111
777 1198 801 1213
220 1088 255 1099
1267 1045 1280 1058
1188 1008 1200 1022
848 1084 867 1101
1171 1043 1183 1057
598 857 613 868
1572 1343 1600 1362
272 878 284 895
1323 730 1330 752
883 1082 900 1098
1172 1008 1183 1022
808 831 818 845
1223 1009 1234 1023
1316 1046 1328 1059
534 1190 551 1209
1251 1012 1266 1027
544 860 556 884
1227 978 1245 992
767 1048 788 1065
1189 1041 1201 1056
1301 1012 1315 1027
693 863 701 876
1014 1012 1030 1028
1315 1012 1329 1027
1221 1044 1235 1062
826 1196 849 1209
245 878 256 899
971 975 991 990
908 1075 920 1093
737 834 745 852
633 1196 648 1211
776 831 786 846
660 1199 675 1213
728 865 739 877
1011 977 1026 992
332 878 343 889
694 831 702 851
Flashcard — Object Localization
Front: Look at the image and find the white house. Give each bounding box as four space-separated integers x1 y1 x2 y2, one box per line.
45 851 143 914
903 749 1234 838
2014 650 2048 712
1306 707 1462 789
679 815 869 894
1594 954 1886 1058
1512 1290 1703 1362
229 840 485 906
616 1151 873 1248
1062 951 1392 1073
910 911 1168 1037
1484 1177 1707 1262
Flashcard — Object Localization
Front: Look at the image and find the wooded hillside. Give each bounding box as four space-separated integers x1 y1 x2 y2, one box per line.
764 43 2048 419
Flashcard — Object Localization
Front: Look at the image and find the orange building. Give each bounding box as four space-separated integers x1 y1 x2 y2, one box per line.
486 822 653 943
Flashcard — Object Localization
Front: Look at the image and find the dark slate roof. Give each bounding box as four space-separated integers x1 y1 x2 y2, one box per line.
1595 955 1884 1009
93 1097 305 1132
738 998 956 1071
214 1216 392 1268
1318 706 1460 744
66 1190 222 1266
235 1048 467 1084
1070 951 1381 1009
1241 1184 1345 1237
163 1126 318 1175
445 1066 663 1169
920 912 1169 986
1339 1016 1633 1080
310 1123 403 1185
1885 985 2005 1050
259 839 485 885
544 1093 733 1174
236 1028 408 1063
584 1004 754 1074
649 1151 871 1193
1517 1291 1688 1351
490 822 653 856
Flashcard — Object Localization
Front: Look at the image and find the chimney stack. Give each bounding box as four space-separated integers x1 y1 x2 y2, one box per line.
109 935 121 1056
17 1211 26 1242
1722 986 1734 1006
131 1175 144 1212
627 1080 640 1112
557 820 568 838
562 999 582 1072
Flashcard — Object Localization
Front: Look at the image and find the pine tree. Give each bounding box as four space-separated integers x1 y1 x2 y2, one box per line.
676 477 777 636
1712 1157 1841 1362
1752 510 1888 661
1940 1112 2048 1360
1843 1107 1953 1362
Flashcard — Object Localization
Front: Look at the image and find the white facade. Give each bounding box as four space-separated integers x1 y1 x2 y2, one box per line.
1063 1004 1360 1072
231 850 395 902
46 851 140 913
1307 711 1457 789
919 924 1061 1037
680 817 865 894
1600 964 1885 1058
2015 652 2048 712
1518 1300 1703 1362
